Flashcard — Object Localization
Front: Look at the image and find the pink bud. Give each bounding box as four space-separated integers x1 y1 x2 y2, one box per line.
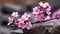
11 12 19 17
8 17 13 25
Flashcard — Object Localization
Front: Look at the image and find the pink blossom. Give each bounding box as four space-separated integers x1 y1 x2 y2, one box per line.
15 19 25 29
8 17 13 25
34 14 45 21
39 2 44 7
8 12 32 30
39 2 51 15
44 2 51 8
11 12 19 17
18 22 25 29
52 9 60 19
45 16 51 20
42 3 47 8
15 19 24 25
21 13 31 21
33 7 45 21
46 6 51 12
46 8 51 12
45 2 51 12
33 6 40 15
39 2 47 8
25 22 32 30
33 2 51 21
39 2 51 9
46 11 51 15
46 8 51 16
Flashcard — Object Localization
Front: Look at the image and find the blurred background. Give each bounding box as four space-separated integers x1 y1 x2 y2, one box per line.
0 0 60 34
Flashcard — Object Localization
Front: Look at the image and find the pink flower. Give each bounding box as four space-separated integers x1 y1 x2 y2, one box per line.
46 8 51 12
34 14 45 21
15 19 24 25
18 22 25 29
45 2 51 12
39 2 51 15
39 2 47 8
44 2 51 8
39 2 51 9
15 19 25 29
33 6 40 15
8 12 32 30
8 17 13 25
45 16 51 20
46 11 51 15
25 22 32 30
42 3 47 8
11 12 19 17
32 6 45 21
33 2 51 21
39 2 44 7
52 9 60 19
21 13 31 21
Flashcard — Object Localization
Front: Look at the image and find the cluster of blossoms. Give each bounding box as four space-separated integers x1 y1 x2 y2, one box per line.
8 12 32 30
8 2 52 30
33 2 51 21
8 2 60 30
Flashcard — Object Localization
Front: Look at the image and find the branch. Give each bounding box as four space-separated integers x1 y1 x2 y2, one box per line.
32 17 60 24
31 17 60 28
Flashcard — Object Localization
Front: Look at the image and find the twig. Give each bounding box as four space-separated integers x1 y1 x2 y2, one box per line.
32 17 60 24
